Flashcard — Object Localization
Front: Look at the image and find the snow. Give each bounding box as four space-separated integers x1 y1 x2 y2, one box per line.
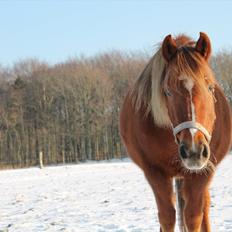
0 155 232 232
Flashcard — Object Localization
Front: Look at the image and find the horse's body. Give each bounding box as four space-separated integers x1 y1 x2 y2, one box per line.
120 33 232 232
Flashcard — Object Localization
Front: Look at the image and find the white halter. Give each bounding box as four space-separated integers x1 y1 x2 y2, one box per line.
173 121 212 143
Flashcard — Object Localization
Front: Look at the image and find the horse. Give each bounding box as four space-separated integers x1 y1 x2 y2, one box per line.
119 32 232 232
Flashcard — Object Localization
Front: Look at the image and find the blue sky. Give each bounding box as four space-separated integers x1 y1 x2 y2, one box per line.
0 0 232 66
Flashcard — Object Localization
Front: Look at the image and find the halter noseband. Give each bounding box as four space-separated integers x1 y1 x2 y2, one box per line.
173 121 212 143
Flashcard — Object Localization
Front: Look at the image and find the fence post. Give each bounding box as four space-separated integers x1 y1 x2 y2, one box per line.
62 150 65 164
39 151 43 169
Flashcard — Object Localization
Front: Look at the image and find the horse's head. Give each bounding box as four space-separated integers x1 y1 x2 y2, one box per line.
162 32 216 171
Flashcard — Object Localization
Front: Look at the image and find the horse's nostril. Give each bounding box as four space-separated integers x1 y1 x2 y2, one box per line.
179 144 188 159
202 144 209 158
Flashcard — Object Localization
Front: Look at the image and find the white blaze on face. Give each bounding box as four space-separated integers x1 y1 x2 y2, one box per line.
183 77 197 151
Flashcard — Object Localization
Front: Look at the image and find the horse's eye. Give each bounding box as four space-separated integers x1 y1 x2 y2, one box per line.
208 85 214 93
164 89 172 97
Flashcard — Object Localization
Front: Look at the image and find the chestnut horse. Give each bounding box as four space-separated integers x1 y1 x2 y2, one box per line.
120 32 232 232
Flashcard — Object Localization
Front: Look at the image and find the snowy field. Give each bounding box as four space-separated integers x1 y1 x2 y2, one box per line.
0 155 232 232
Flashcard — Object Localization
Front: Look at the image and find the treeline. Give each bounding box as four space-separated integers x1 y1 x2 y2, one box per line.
0 51 148 168
0 50 232 168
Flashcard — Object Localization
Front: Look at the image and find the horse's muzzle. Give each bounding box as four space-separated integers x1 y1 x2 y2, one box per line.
178 142 210 170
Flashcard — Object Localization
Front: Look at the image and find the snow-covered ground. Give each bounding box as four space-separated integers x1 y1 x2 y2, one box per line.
0 155 232 232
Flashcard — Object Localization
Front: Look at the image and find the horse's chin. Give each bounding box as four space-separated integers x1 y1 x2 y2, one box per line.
182 160 208 172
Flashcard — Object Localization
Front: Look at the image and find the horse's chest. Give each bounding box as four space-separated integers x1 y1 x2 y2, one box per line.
143 141 181 175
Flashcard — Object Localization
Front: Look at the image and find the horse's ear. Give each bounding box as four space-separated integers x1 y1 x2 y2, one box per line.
162 34 178 62
195 32 211 61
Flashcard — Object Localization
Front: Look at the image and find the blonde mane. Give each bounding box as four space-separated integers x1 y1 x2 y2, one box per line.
130 35 215 128
130 48 171 127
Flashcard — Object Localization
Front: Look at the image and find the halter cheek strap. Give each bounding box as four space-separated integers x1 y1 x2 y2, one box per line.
173 121 212 143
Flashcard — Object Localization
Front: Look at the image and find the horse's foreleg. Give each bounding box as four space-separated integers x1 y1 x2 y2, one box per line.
183 176 212 232
175 178 187 232
200 189 211 232
144 168 175 232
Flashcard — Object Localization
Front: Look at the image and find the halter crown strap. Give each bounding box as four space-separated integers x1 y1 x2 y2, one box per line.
173 121 212 142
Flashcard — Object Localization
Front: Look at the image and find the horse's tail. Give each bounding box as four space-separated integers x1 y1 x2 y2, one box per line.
174 178 187 232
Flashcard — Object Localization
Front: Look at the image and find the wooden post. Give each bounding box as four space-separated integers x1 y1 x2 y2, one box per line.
39 151 43 169
62 150 65 164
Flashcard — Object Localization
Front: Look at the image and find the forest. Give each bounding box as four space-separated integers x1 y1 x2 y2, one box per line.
0 50 231 168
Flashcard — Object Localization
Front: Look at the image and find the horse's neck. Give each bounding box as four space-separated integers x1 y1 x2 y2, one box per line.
211 85 232 161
